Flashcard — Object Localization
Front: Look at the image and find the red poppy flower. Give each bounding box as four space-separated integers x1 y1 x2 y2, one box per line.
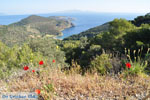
32 70 35 73
39 61 44 65
52 59 55 63
35 89 40 94
126 62 131 68
24 66 29 71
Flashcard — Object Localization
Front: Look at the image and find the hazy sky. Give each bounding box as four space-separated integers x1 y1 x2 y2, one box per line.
0 0 149 15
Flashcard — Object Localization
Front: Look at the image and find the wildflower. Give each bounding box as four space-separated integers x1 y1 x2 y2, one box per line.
56 46 59 49
35 89 40 94
52 59 55 63
32 70 35 73
31 53 33 56
126 62 131 68
24 66 29 71
39 61 44 65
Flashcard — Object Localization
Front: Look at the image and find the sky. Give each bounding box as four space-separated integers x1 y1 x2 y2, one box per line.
0 0 149 15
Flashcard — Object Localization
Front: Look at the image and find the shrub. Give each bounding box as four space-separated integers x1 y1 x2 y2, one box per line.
0 41 44 79
89 53 112 75
28 37 68 68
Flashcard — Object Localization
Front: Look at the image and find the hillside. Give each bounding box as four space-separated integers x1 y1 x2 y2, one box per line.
64 22 109 40
11 15 74 33
0 15 74 46
64 13 150 41
61 13 150 70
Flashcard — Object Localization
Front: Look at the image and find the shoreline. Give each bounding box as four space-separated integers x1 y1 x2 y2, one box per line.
54 22 75 40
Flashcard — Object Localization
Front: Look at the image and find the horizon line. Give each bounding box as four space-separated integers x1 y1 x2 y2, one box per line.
0 10 147 16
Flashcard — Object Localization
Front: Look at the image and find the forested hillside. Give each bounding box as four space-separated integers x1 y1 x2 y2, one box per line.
61 13 150 74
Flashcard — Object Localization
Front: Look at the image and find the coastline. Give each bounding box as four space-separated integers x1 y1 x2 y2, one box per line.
54 22 75 40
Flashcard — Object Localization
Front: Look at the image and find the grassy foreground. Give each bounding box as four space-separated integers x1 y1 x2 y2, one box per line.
0 66 150 100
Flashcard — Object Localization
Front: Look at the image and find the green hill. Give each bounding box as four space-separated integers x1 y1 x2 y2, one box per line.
11 15 73 36
0 15 73 46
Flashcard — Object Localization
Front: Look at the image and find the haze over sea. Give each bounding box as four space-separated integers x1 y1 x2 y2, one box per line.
0 12 142 39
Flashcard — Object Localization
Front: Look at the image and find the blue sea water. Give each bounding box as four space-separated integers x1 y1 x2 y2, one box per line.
0 15 29 25
0 13 142 39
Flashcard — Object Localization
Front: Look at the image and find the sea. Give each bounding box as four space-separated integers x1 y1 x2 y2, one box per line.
0 12 144 39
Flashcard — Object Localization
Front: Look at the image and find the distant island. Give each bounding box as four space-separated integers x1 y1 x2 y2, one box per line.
0 15 74 46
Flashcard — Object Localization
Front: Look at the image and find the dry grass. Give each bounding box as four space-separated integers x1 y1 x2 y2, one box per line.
0 67 150 100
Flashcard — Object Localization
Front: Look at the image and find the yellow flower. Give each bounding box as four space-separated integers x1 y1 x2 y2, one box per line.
31 53 33 56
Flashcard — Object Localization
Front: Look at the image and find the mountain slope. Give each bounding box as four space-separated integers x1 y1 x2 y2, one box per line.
64 13 150 41
11 15 73 35
0 15 73 46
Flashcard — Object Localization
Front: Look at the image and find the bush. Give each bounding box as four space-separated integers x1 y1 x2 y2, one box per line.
28 37 68 68
123 28 150 52
89 53 112 75
0 41 44 79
